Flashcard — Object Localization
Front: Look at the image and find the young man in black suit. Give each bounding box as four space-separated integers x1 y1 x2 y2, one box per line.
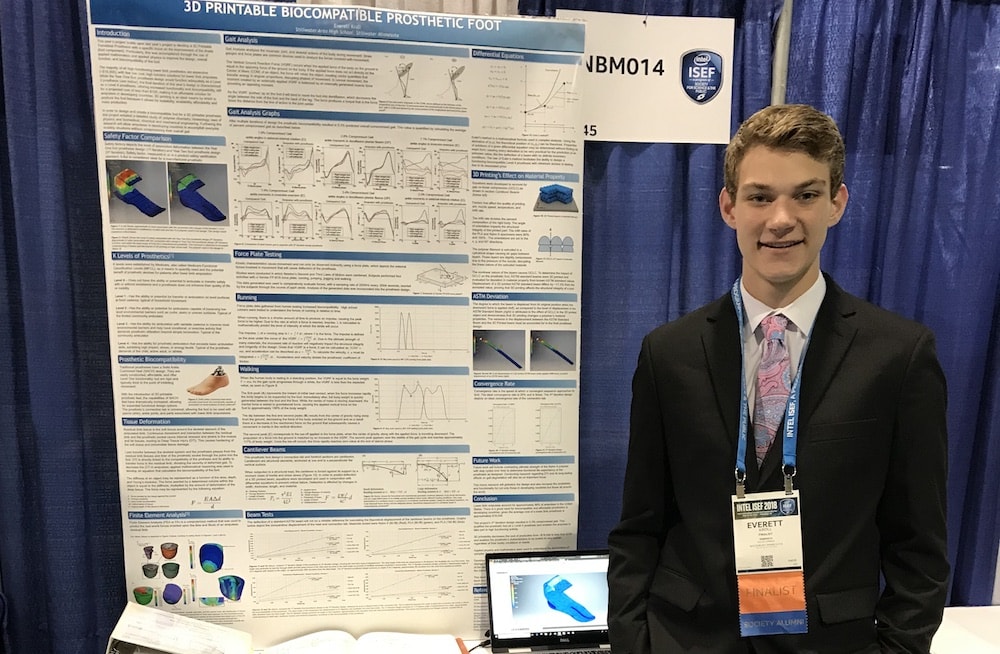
608 104 949 653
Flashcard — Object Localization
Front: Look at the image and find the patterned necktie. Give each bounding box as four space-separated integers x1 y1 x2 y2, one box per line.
754 314 792 466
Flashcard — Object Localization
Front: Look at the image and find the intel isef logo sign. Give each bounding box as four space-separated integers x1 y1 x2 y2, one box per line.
681 50 723 104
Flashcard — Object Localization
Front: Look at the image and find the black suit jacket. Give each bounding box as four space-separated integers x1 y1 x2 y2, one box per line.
608 275 948 654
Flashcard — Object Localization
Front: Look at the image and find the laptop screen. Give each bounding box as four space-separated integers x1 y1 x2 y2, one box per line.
485 550 610 651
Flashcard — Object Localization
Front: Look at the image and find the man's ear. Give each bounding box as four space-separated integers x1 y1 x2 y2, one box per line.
719 187 737 230
829 183 849 226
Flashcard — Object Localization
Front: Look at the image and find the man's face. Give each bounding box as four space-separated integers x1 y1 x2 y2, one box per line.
719 146 848 305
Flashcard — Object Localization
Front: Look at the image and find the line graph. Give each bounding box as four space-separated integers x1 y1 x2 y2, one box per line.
377 376 466 422
280 144 314 183
250 531 341 560
523 65 580 133
317 203 353 240
376 305 468 353
491 405 516 445
358 205 396 241
321 147 356 186
281 202 313 239
237 202 274 239
401 150 433 190
364 528 458 557
365 569 461 600
363 149 396 187
538 405 562 444
437 206 467 243
438 152 468 191
234 143 271 184
253 571 346 605
400 205 431 241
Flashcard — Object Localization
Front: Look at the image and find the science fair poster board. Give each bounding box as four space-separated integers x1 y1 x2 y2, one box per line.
88 0 584 646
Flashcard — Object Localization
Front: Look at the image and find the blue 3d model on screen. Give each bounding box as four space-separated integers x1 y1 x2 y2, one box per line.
543 575 595 622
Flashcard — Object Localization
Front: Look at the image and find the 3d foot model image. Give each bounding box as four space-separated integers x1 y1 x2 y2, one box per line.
177 173 226 221
187 366 229 395
543 576 595 622
113 168 165 217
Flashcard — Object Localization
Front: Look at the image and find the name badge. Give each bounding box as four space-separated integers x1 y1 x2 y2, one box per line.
731 490 808 636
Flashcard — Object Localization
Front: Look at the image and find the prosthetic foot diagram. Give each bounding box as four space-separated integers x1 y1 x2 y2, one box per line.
187 366 229 396
543 575 595 622
113 168 165 217
177 173 226 221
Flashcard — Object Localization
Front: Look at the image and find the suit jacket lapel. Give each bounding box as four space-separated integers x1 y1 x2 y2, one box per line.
702 294 745 476
798 277 858 425
758 275 859 490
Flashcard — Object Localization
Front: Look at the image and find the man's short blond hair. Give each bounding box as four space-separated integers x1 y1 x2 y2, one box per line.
723 104 845 199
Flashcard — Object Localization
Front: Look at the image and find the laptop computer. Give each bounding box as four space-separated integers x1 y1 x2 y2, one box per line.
485 550 612 653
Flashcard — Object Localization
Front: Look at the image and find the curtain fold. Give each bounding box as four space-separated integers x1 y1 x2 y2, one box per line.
787 0 1000 606
0 1 124 652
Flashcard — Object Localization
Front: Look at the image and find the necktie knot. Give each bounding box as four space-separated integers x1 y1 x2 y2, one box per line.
761 313 788 342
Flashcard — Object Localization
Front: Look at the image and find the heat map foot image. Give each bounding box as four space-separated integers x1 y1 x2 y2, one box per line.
113 168 165 217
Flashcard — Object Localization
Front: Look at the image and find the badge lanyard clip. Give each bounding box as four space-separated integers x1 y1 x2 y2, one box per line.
783 465 796 494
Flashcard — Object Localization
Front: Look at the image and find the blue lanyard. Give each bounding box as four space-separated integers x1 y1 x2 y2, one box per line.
731 280 810 491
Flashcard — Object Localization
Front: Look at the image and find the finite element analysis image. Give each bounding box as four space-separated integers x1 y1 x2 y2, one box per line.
219 574 245 601
187 366 229 396
543 575 595 622
112 168 165 216
474 330 526 370
199 542 224 573
168 162 229 225
177 173 225 221
107 160 168 223
530 330 577 371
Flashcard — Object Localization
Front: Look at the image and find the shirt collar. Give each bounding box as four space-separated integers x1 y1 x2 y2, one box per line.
740 274 826 336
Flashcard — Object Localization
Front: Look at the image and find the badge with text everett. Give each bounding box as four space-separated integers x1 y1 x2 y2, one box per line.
731 490 808 636
681 50 723 104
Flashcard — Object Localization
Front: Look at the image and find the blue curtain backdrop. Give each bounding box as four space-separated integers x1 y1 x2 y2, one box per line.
521 0 1000 608
784 0 1000 608
0 0 997 651
0 1 124 653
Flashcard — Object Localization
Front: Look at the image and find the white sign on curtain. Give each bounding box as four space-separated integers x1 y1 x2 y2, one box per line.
557 10 734 143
